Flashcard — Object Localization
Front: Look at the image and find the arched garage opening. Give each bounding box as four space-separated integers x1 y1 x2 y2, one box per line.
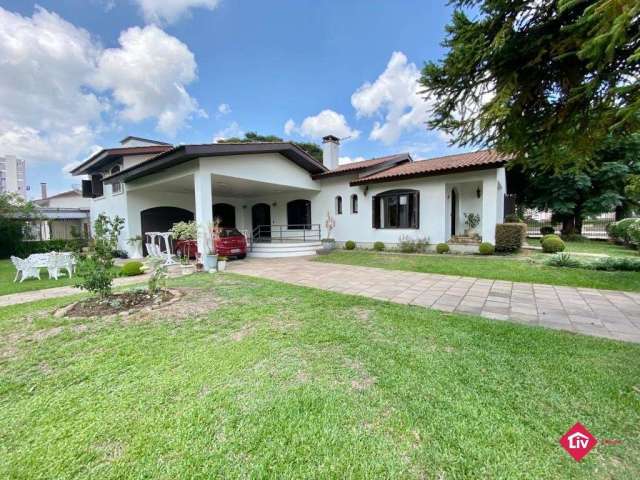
287 199 311 229
140 206 194 255
212 203 236 228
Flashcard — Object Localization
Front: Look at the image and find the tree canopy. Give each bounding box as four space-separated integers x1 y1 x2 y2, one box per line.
508 134 640 233
420 0 639 170
217 132 324 163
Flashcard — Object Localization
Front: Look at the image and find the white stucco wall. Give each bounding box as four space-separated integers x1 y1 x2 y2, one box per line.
314 168 502 245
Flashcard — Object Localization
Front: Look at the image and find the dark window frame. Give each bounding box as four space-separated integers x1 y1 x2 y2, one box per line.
351 194 358 214
111 165 122 194
372 189 419 229
335 195 343 215
287 199 312 229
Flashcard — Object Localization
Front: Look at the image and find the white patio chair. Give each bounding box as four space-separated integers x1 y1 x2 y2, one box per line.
10 256 41 283
47 253 72 280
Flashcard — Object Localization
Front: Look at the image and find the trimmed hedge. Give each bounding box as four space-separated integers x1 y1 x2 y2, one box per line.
344 240 356 250
542 235 565 253
436 243 449 254
539 226 555 235
495 223 527 252
122 260 144 276
373 241 385 251
16 239 87 257
478 242 495 255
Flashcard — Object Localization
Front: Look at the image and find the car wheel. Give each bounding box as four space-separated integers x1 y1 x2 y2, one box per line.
237 254 247 260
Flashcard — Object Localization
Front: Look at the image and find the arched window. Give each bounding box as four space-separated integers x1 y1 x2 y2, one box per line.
335 195 343 215
287 199 311 229
351 194 358 214
111 165 122 194
372 189 419 229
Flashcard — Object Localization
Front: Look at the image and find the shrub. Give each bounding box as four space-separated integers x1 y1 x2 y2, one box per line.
75 214 124 299
15 239 88 257
607 218 638 244
478 242 495 255
170 220 197 240
540 233 562 245
541 235 565 253
539 226 555 235
397 235 428 253
344 240 356 250
504 213 522 223
589 257 640 272
373 241 385 251
112 249 129 259
545 253 582 268
561 233 587 242
495 223 527 252
627 221 640 247
436 243 450 254
122 260 144 276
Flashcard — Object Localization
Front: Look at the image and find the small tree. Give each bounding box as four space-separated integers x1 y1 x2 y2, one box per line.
324 211 336 240
75 214 124 299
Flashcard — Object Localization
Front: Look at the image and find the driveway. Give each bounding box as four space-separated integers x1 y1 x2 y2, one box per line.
229 257 640 343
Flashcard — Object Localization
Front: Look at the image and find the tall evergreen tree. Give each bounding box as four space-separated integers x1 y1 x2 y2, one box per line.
420 0 639 170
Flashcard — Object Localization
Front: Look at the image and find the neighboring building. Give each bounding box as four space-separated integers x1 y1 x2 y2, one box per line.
71 135 508 258
0 154 26 197
31 184 91 241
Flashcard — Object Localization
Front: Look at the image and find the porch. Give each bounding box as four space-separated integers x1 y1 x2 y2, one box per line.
123 165 323 258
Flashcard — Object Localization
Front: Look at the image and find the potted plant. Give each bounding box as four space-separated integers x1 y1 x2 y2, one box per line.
202 219 221 272
179 255 194 275
217 256 228 271
126 235 143 258
321 211 336 250
463 213 481 236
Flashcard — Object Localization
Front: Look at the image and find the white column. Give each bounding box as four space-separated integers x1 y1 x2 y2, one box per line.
194 169 213 256
423 183 447 244
481 175 498 243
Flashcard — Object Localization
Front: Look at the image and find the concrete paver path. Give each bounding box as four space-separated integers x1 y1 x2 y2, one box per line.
0 274 151 308
229 257 640 343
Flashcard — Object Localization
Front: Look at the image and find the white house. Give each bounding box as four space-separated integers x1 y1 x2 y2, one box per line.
71 135 508 258
31 185 91 241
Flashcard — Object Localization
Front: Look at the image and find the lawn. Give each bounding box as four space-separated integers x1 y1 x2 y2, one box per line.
314 250 640 291
1 273 638 478
526 238 637 257
0 259 121 296
564 239 637 257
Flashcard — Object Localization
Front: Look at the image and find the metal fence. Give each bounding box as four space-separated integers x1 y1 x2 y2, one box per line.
524 210 616 239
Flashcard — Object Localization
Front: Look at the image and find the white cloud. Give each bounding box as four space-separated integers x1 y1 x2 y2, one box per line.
338 156 365 165
284 118 296 136
0 7 204 168
93 25 204 136
351 51 433 144
285 110 359 140
213 121 244 142
134 0 221 24
217 103 231 115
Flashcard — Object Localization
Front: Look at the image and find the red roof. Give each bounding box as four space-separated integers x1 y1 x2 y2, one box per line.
314 153 411 178
351 150 510 185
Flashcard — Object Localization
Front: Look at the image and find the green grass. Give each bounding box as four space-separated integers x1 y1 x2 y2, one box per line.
1 273 639 478
315 250 640 291
0 259 121 296
526 238 637 257
563 240 637 257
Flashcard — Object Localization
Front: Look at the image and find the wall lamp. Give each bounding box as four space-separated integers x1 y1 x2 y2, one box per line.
476 187 482 198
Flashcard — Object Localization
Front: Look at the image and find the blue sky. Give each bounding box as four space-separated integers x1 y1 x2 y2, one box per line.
0 0 465 196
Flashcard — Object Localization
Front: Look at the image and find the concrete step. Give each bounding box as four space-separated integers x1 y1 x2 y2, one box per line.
248 241 321 258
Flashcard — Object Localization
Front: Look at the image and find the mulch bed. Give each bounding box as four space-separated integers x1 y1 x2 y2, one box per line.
63 290 175 318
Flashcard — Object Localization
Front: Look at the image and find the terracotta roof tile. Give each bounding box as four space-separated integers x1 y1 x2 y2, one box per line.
314 153 410 178
351 150 510 185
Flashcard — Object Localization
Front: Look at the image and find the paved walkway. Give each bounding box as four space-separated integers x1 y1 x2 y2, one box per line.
0 274 152 308
229 257 640 343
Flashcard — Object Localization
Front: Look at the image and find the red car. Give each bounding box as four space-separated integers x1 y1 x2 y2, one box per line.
214 228 247 259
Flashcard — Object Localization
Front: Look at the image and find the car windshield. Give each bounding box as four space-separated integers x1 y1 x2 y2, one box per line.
219 228 243 238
